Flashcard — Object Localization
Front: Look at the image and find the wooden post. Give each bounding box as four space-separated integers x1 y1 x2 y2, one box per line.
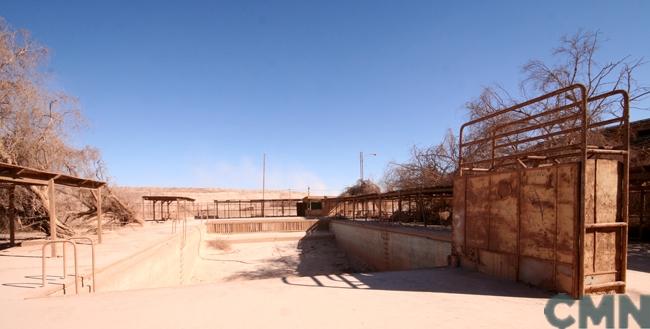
48 179 57 257
97 187 102 244
8 185 16 246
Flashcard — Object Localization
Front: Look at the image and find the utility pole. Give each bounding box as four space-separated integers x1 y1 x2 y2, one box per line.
262 153 266 217
360 151 363 181
307 186 311 212
360 151 376 181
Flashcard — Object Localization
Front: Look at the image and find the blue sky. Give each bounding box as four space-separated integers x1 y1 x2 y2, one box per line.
2 0 649 194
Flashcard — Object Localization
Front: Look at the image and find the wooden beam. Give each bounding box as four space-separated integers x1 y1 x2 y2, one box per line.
48 179 57 257
0 176 49 186
8 185 16 246
97 187 102 244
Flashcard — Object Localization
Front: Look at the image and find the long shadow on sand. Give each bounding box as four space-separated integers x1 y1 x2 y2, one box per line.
281 267 552 299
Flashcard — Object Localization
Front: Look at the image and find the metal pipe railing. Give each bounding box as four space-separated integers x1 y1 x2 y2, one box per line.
67 237 96 292
42 240 79 295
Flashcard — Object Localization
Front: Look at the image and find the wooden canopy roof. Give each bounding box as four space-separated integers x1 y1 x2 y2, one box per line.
142 195 195 202
0 162 106 189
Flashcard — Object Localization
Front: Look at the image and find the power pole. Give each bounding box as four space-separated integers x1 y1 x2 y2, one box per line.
360 152 376 182
262 153 266 217
360 151 363 181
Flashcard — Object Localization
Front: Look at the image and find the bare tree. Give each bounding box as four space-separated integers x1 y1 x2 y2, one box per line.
461 30 649 169
385 30 648 189
0 18 137 237
466 30 648 138
340 179 381 197
383 129 458 191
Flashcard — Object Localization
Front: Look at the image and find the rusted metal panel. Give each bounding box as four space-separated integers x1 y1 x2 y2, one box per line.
455 86 629 297
520 166 557 261
466 175 490 249
488 172 519 254
594 230 618 273
452 176 466 255
556 263 574 294
594 159 621 223
519 256 555 290
556 164 577 265
584 232 595 274
478 249 517 281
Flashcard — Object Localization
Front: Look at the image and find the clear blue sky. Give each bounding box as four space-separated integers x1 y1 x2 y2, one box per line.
2 0 649 194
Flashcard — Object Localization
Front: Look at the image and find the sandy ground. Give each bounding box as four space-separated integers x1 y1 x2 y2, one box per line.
192 232 352 283
1 220 649 329
0 221 192 301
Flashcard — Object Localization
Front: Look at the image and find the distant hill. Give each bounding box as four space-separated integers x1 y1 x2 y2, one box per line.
113 186 308 205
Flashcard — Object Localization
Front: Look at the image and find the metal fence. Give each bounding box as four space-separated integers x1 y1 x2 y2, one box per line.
195 199 302 219
321 186 453 227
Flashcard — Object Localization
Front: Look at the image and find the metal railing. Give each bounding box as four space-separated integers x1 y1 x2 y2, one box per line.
67 237 96 292
41 237 97 295
42 240 80 294
458 84 629 175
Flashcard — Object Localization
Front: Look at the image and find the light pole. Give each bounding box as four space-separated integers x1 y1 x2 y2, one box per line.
262 153 266 217
360 151 376 181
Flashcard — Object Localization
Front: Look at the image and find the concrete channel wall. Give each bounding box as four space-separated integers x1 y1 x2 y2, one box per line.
89 226 202 293
330 220 451 271
206 218 327 233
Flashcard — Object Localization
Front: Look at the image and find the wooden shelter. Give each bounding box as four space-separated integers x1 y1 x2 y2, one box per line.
0 162 106 255
141 196 195 222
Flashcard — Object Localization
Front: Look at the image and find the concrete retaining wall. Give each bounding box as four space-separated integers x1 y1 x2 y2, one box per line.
91 226 202 293
330 220 451 271
207 218 328 234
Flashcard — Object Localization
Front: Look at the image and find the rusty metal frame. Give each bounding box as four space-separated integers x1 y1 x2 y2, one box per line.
455 84 629 297
458 84 589 174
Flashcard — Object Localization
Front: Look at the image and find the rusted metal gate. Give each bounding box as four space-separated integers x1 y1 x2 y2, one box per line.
453 84 629 297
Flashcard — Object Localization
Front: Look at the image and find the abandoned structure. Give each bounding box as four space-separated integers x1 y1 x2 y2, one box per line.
452 84 629 298
141 195 195 222
0 162 105 253
320 186 453 225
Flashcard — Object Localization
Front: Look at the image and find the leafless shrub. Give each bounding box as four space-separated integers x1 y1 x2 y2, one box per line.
340 179 381 197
